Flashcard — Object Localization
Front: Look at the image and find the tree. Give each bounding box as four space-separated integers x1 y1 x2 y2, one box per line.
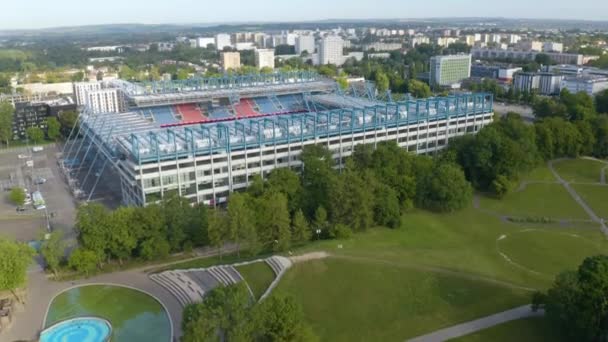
291 209 311 245
373 183 401 229
596 89 608 114
533 255 608 342
26 126 44 144
58 110 78 138
266 168 303 214
300 144 336 217
106 207 138 264
407 79 432 98
71 71 84 82
9 187 26 206
257 192 291 252
417 162 473 212
375 71 389 93
68 248 98 276
41 231 65 276
46 117 61 141
228 193 258 257
75 203 110 266
0 238 35 300
253 293 318 342
312 206 329 239
535 53 553 66
207 209 228 260
329 167 374 232
0 101 14 146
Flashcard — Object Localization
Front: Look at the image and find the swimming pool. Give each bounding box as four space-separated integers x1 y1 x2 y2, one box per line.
40 317 112 342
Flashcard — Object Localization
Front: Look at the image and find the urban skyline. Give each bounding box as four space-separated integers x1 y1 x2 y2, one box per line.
2 0 608 30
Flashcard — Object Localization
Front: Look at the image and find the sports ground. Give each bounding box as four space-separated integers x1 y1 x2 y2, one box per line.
273 158 608 341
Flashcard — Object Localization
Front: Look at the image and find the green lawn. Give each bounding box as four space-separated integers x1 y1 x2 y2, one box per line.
235 261 275 300
276 258 530 342
449 317 567 342
554 158 606 184
498 229 606 276
523 165 556 182
573 184 608 220
152 251 272 273
479 183 588 220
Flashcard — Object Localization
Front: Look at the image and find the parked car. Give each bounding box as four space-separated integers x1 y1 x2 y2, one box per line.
16 206 27 212
34 177 47 185
17 154 28 159
32 146 44 152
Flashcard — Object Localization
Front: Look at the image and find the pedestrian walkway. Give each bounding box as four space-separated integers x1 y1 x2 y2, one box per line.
407 305 544 342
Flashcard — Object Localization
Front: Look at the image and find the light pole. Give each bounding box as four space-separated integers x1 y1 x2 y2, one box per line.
315 229 322 240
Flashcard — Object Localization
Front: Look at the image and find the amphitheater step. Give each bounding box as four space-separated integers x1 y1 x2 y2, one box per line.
150 274 189 307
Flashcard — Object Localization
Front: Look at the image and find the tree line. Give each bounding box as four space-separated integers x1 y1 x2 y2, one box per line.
449 89 608 197
182 283 317 342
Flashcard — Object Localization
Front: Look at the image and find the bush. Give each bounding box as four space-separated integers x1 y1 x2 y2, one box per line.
329 224 353 240
9 187 26 206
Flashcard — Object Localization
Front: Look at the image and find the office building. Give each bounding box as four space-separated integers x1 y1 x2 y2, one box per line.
255 49 275 69
362 42 402 51
538 73 565 95
561 76 608 96
512 72 540 93
518 41 543 52
221 52 241 71
196 37 215 49
295 35 315 55
9 97 76 140
318 36 344 65
430 54 472 87
471 48 585 65
543 42 564 53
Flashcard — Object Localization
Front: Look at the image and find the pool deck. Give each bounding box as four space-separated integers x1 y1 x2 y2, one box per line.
2 245 236 342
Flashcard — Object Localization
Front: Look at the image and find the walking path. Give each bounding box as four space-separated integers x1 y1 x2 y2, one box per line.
2 245 236 342
407 305 544 342
548 160 608 237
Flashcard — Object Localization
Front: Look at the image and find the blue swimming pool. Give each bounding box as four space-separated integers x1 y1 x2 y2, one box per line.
40 317 112 342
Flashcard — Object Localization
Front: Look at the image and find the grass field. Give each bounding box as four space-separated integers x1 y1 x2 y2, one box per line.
479 183 588 220
449 317 567 342
523 165 556 182
276 258 530 342
554 158 606 184
573 184 608 219
235 261 275 299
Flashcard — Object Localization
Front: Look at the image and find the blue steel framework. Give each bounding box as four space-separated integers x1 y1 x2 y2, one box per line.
122 92 493 164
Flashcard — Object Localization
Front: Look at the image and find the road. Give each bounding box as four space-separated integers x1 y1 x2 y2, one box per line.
407 305 544 342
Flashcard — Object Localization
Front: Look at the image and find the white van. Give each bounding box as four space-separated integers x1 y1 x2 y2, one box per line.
32 146 44 153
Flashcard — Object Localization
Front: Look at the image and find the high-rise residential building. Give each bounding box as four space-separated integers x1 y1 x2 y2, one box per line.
295 35 316 55
538 73 565 95
429 54 472 87
518 40 543 52
221 52 241 71
507 34 521 45
73 81 124 114
255 49 275 69
318 36 344 65
543 42 564 53
513 72 540 93
410 36 430 47
196 37 215 49
215 34 232 51
465 35 477 46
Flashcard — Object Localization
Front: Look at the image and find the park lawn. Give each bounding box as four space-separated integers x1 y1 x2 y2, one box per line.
497 229 608 277
573 184 608 220
276 258 530 342
523 165 556 182
235 261 275 299
479 183 588 220
554 158 606 184
449 317 567 342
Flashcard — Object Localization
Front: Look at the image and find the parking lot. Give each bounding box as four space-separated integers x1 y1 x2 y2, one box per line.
0 144 77 245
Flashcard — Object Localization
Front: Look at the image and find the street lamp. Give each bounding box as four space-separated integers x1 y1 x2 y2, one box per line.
315 229 322 240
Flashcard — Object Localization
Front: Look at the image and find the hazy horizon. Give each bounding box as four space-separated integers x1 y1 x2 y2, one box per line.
1 0 607 30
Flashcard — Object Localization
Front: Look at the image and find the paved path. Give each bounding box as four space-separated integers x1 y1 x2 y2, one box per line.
3 245 236 342
407 305 544 342
548 160 608 237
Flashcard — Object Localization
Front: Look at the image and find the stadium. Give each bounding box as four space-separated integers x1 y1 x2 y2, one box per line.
60 71 494 206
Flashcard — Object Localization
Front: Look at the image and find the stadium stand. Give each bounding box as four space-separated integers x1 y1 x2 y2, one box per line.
176 104 206 122
233 99 259 117
254 97 279 114
148 106 177 125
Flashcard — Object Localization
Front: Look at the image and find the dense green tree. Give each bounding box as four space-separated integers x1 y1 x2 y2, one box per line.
57 110 78 137
533 255 608 342
253 293 318 342
207 209 228 260
106 207 138 264
535 117 583 159
597 90 608 114
373 182 402 229
26 126 44 143
266 168 303 214
161 194 193 252
76 203 111 266
312 206 329 239
407 79 432 98
228 193 258 257
0 238 35 298
375 71 390 93
592 115 608 157
533 98 569 120
9 187 26 206
329 166 374 232
41 231 65 276
535 53 553 65
291 209 311 245
68 248 98 276
46 117 61 140
417 162 472 212
0 101 13 145
300 144 336 217
257 192 291 252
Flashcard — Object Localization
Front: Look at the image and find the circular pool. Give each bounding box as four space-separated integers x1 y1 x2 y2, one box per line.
45 285 171 342
40 317 111 342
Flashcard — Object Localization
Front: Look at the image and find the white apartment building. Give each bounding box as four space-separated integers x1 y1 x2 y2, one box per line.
296 35 316 55
411 36 430 47
196 37 215 49
86 88 124 114
318 36 344 65
215 34 232 51
561 76 608 96
518 41 543 52
507 34 521 45
255 49 275 69
221 52 241 71
543 42 564 53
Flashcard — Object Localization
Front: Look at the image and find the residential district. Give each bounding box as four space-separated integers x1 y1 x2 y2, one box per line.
0 16 608 342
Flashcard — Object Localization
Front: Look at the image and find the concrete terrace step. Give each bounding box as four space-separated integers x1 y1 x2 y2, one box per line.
225 266 243 282
208 267 231 286
159 273 193 305
172 271 205 303
150 274 189 307
265 258 282 276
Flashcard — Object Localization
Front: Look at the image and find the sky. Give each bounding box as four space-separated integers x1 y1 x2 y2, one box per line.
1 0 607 30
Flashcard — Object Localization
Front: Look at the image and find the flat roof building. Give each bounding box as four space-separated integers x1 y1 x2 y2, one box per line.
318 36 344 66
221 52 241 71
430 54 472 88
255 49 275 70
